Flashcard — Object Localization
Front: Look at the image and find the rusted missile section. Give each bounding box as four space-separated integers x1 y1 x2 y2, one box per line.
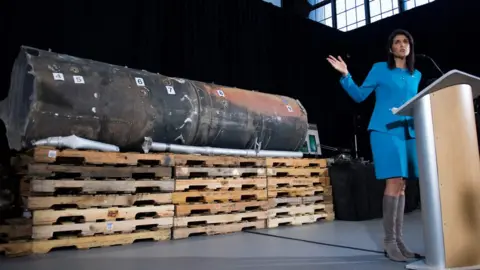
0 46 309 151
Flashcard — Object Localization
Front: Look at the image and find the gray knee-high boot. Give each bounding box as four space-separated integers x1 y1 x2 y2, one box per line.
396 195 421 258
383 195 407 261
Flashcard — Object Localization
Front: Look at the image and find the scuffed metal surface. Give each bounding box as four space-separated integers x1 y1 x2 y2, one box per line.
0 46 309 151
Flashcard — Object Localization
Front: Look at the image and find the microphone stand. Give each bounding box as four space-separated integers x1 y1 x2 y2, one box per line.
417 54 444 76
353 113 359 159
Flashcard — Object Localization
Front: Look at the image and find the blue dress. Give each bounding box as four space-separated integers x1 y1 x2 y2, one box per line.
340 62 422 180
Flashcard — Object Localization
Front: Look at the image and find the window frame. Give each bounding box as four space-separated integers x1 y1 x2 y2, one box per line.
303 0 436 31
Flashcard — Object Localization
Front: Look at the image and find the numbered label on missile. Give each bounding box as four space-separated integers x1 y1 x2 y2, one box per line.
73 75 85 84
52 73 64 81
135 77 145 86
166 85 176 95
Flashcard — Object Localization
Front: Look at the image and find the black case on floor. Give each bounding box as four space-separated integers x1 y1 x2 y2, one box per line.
329 161 420 221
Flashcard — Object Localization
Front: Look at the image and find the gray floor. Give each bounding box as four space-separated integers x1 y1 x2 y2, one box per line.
0 211 424 270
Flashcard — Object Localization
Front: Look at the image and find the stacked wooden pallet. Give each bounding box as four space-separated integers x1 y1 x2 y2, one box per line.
171 154 269 239
266 157 334 228
0 148 334 256
0 218 32 257
0 147 174 257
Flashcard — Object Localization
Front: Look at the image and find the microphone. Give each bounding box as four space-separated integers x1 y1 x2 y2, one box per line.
416 54 444 76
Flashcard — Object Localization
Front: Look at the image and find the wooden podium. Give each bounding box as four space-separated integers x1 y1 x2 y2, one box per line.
393 70 480 270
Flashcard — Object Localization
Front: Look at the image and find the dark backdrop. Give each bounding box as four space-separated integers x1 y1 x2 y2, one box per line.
0 0 478 160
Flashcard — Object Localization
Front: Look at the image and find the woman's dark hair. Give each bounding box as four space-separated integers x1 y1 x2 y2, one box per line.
387 29 415 74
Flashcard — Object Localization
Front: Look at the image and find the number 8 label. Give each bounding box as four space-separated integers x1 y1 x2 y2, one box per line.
135 77 145 86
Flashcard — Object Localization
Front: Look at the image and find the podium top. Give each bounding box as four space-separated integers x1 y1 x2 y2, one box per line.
392 70 480 116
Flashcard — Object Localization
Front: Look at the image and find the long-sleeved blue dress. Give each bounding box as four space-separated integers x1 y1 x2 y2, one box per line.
340 61 422 180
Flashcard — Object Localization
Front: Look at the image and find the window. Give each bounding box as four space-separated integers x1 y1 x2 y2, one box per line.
336 0 367 32
369 0 399 23
309 0 366 31
403 0 435 10
307 0 435 31
263 0 281 7
309 0 334 27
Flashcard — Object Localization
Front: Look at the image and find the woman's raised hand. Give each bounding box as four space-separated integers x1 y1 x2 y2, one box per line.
326 55 348 76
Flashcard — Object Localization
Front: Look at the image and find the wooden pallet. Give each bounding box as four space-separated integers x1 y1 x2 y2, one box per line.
32 217 174 240
267 212 333 228
173 220 265 239
324 176 331 186
269 196 331 207
0 219 32 241
300 195 326 204
267 167 328 177
322 195 334 204
323 185 333 196
268 197 303 207
324 203 334 213
24 164 173 179
0 229 171 257
265 158 327 168
22 178 175 195
32 205 174 225
175 201 269 216
267 204 328 218
175 167 266 179
29 147 175 166
25 193 173 210
268 187 324 198
267 177 326 188
173 154 265 167
172 190 268 204
174 211 267 227
175 177 266 191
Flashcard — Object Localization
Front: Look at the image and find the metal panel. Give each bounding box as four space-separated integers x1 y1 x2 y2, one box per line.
407 94 446 269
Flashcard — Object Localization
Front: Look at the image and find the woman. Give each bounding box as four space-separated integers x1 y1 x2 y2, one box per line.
326 29 423 262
